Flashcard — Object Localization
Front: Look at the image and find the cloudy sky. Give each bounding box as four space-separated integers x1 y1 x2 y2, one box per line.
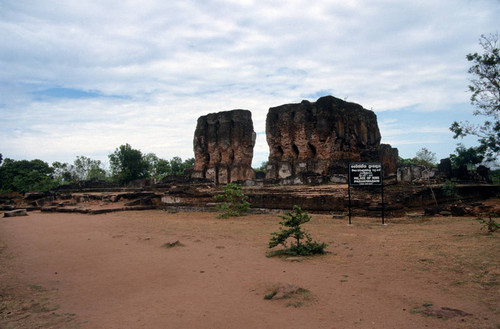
1 0 499 168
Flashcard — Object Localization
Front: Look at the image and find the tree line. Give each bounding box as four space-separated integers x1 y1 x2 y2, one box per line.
0 144 194 193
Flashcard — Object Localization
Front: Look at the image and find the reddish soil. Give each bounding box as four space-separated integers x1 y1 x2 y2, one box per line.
1 206 499 329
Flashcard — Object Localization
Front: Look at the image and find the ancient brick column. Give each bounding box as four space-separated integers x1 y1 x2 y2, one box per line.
265 95 397 180
192 110 256 184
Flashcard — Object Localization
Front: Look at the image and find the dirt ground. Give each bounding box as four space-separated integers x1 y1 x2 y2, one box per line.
0 204 499 329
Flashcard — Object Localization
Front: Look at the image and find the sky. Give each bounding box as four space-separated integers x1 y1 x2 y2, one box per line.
1 0 499 169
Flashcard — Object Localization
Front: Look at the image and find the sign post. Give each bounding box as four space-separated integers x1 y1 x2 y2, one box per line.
348 162 385 224
348 182 352 225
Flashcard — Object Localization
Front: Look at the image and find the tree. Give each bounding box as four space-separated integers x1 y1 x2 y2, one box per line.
142 154 194 180
52 156 107 183
52 161 74 183
398 148 437 167
414 148 437 167
450 33 500 162
268 205 327 256
449 144 484 169
182 157 195 172
109 144 150 184
143 152 161 178
73 156 107 181
169 156 194 176
254 161 268 174
0 158 56 193
414 148 438 205
154 158 171 178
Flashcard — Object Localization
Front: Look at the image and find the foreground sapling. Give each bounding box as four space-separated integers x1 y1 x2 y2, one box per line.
268 205 327 256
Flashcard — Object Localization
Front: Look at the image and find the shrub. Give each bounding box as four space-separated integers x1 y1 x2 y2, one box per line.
442 179 459 199
214 183 250 218
268 205 327 256
477 214 500 233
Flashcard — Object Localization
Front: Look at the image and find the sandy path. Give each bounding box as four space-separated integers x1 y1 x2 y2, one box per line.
1 210 499 328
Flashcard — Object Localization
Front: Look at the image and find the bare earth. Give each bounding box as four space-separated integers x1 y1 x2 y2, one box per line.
1 206 499 329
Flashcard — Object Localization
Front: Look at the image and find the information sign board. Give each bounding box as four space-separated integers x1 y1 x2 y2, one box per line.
348 162 382 186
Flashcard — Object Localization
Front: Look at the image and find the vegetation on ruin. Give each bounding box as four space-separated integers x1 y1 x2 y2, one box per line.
268 205 327 256
214 183 251 218
450 32 500 164
442 179 459 200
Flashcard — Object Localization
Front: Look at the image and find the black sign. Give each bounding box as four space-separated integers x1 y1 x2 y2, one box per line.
348 162 382 186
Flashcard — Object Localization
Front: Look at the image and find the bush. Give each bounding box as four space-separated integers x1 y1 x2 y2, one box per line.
477 214 500 233
268 205 327 256
442 179 459 199
0 158 57 193
491 169 500 184
214 183 251 218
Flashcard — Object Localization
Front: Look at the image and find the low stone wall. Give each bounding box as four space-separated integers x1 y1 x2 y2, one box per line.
2 183 498 217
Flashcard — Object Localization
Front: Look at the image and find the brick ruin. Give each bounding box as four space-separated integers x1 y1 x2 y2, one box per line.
265 96 398 182
192 96 398 184
191 110 256 184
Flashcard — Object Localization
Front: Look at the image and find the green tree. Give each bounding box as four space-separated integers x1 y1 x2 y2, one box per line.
450 33 500 162
52 161 74 183
143 152 161 178
168 156 182 176
407 148 438 205
142 154 194 180
268 205 327 256
254 161 268 174
449 144 484 169
491 169 500 184
109 144 150 184
73 156 107 181
182 157 195 172
52 156 107 183
0 158 56 193
214 183 251 218
399 148 437 167
398 156 418 166
154 158 171 178
414 148 437 167
169 156 194 176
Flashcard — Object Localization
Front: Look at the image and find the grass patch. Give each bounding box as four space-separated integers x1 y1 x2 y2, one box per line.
264 290 278 300
28 284 45 291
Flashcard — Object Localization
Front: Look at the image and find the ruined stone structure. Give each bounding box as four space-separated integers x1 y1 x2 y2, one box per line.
265 96 398 181
379 143 399 178
192 110 256 184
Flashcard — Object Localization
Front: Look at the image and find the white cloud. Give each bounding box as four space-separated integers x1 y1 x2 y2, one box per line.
1 0 499 166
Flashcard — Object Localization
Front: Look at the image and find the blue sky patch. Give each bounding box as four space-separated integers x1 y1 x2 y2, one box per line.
33 87 104 99
30 87 129 100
